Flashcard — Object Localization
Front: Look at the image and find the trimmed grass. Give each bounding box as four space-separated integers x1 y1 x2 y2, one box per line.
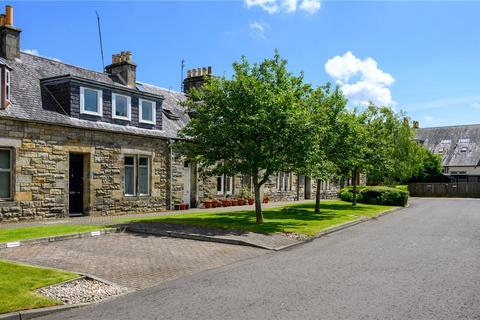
124 200 394 236
0 259 78 314
0 225 108 243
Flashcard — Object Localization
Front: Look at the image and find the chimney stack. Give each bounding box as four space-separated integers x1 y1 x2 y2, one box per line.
413 121 420 129
0 5 21 60
183 66 213 94
105 51 137 88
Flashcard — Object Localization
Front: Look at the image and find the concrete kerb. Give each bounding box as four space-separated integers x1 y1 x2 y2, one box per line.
0 273 132 320
122 226 274 250
278 205 409 251
123 205 408 252
0 228 119 250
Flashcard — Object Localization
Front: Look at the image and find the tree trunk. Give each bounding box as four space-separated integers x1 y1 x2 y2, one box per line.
296 175 300 201
352 169 357 206
252 174 264 223
315 178 321 213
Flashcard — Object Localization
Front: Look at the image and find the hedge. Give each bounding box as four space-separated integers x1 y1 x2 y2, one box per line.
340 186 409 206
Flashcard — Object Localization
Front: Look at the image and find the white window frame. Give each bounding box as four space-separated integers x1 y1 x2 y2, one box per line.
139 98 156 125
124 155 136 197
112 93 131 121
80 86 103 116
138 156 150 196
216 175 233 195
5 69 10 102
0 148 12 200
277 172 292 191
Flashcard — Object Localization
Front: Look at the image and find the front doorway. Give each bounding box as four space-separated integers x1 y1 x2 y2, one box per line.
69 153 84 216
182 161 191 207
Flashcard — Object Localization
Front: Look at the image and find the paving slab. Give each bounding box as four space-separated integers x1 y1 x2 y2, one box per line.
122 222 301 250
0 233 265 290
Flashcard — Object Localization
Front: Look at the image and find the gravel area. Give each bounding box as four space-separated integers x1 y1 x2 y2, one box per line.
37 278 126 305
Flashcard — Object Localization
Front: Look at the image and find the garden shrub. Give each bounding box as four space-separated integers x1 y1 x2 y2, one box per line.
340 186 409 206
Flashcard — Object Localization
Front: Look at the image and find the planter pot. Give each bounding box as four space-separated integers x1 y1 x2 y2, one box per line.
231 199 238 206
203 201 212 209
238 199 245 205
180 203 187 210
247 198 254 205
262 198 269 204
222 200 231 207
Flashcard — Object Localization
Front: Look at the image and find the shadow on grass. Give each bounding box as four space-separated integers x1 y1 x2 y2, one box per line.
118 202 360 236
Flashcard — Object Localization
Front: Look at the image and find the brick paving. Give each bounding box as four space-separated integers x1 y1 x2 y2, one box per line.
0 233 265 290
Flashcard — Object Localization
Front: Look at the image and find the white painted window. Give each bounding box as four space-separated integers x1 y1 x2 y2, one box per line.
124 155 150 196
138 157 150 196
277 172 292 191
0 148 12 199
139 99 156 124
80 87 103 116
124 156 136 196
216 175 232 195
5 69 10 102
112 93 131 121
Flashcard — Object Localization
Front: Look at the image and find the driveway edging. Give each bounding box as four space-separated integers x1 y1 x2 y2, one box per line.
0 228 119 250
278 205 408 251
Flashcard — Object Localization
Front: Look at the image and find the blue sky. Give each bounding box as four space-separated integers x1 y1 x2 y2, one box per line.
11 0 480 128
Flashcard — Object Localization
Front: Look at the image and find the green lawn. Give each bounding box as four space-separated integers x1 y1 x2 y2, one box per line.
0 225 108 243
123 200 394 236
0 260 78 314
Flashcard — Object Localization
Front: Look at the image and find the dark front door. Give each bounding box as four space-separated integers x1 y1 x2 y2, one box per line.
69 154 84 216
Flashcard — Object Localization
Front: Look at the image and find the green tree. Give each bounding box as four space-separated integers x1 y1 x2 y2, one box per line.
175 52 308 223
303 85 347 213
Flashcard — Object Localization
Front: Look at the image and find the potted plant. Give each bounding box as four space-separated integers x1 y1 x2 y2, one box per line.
211 198 219 208
240 188 254 205
231 198 238 206
237 198 245 205
203 194 213 209
222 195 232 207
262 195 269 204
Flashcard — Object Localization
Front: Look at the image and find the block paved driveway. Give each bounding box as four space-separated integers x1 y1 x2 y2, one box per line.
0 232 265 290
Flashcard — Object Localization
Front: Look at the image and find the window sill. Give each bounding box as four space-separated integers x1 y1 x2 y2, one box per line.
113 116 131 121
139 120 155 125
80 110 103 117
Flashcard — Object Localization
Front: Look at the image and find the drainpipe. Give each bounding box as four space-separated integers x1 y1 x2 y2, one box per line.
168 139 174 210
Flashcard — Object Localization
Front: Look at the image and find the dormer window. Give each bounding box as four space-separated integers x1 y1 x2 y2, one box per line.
112 93 131 121
80 87 103 116
5 69 10 101
139 98 156 125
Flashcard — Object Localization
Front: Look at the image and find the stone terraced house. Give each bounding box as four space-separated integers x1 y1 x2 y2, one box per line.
0 6 339 222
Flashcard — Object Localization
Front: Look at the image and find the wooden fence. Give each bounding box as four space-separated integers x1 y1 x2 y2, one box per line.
408 182 480 198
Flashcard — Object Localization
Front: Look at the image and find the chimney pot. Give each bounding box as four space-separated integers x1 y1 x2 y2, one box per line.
413 121 420 129
202 67 207 75
5 5 12 26
192 69 197 77
197 67 202 76
207 66 212 75
187 70 191 78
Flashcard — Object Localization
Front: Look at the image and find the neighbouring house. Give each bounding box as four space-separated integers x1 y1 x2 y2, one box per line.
0 6 339 222
416 123 480 182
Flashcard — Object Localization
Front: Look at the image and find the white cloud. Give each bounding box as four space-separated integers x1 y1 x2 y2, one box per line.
299 0 321 15
245 0 321 15
325 51 394 106
249 21 270 39
22 48 61 62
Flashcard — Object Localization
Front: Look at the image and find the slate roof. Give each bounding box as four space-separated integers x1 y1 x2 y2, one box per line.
416 124 480 167
0 52 189 139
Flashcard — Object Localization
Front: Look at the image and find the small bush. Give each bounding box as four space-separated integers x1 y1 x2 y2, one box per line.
339 186 366 203
340 186 409 206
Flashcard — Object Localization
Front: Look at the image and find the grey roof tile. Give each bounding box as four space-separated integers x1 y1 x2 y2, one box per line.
0 52 189 139
416 124 480 167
